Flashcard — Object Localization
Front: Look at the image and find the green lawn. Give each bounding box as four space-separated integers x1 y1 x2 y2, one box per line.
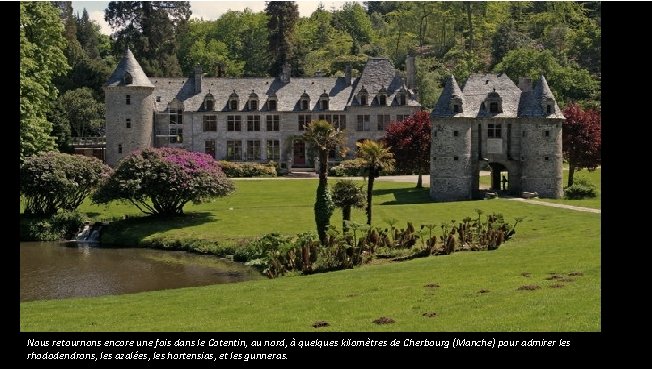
21 178 600 331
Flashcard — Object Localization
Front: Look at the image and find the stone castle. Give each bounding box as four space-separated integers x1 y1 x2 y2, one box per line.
103 49 421 168
103 49 563 201
429 73 564 201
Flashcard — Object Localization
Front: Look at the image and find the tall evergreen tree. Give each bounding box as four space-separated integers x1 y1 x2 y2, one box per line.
265 1 299 76
105 1 191 76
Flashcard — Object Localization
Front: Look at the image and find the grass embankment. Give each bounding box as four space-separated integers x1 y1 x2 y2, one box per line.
21 178 600 331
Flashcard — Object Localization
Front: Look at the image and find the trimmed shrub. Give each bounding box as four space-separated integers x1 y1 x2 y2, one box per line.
329 158 367 177
93 148 235 216
20 152 111 216
564 177 598 199
20 211 86 241
218 161 277 178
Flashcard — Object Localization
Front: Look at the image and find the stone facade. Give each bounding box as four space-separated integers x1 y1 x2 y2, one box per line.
104 50 421 168
430 73 564 201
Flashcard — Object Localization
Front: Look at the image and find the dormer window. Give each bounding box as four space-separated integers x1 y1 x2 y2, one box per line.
396 87 407 106
248 90 259 111
377 87 387 106
228 90 239 111
124 72 133 85
267 96 277 111
542 97 555 115
358 86 368 106
300 91 310 111
547 105 552 114
203 93 215 111
319 90 329 110
450 95 463 114
485 89 502 114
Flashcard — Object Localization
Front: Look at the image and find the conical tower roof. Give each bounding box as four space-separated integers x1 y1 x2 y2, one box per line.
432 75 464 117
535 75 554 99
105 48 154 88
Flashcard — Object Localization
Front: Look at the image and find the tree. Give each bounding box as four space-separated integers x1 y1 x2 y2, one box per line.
93 148 235 216
331 180 366 232
562 104 601 187
384 111 432 188
332 2 374 52
20 1 70 161
265 1 299 76
77 9 102 59
303 120 346 244
56 88 106 137
21 152 111 216
356 140 395 225
105 1 191 76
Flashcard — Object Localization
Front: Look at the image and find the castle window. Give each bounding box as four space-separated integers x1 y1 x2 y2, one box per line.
300 91 311 111
246 140 261 161
433 131 437 137
399 94 406 106
453 104 460 113
268 99 277 111
227 115 241 131
544 156 549 161
248 91 259 111
124 72 133 85
319 90 329 110
228 90 239 111
454 156 459 161
298 114 312 131
453 130 459 137
379 94 387 106
203 94 215 111
267 140 280 161
156 96 161 102
226 140 242 160
358 86 368 106
432 157 436 160
321 99 329 110
204 140 216 158
169 106 183 125
266 115 279 131
126 95 131 105
489 102 499 113
522 130 526 137
545 130 550 137
547 105 552 114
396 114 409 121
118 144 123 154
488 124 502 138
126 118 131 129
332 114 346 130
203 115 217 132
356 115 370 131
377 114 390 131
247 115 261 131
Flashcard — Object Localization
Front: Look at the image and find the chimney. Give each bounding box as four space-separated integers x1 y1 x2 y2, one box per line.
345 65 352 86
194 64 202 94
280 62 291 84
518 77 532 92
406 55 416 90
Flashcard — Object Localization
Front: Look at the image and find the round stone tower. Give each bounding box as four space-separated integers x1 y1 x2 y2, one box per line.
519 76 564 198
103 49 155 167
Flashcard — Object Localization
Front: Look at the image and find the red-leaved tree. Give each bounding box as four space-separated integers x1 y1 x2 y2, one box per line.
384 111 432 188
562 104 601 187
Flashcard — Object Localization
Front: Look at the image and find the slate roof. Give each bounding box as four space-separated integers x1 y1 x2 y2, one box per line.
431 73 564 119
114 56 421 112
105 49 154 88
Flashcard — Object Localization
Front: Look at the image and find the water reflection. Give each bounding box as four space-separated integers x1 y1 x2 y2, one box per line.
20 242 262 302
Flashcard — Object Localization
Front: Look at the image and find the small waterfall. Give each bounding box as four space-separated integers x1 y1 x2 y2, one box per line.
75 222 104 243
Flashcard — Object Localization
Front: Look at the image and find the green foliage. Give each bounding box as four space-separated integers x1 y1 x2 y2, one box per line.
20 152 111 216
266 1 300 75
20 211 86 241
564 177 598 200
356 140 395 225
217 161 277 178
93 148 235 216
314 182 335 245
329 158 368 177
331 180 366 231
55 88 105 137
20 1 70 161
332 2 375 50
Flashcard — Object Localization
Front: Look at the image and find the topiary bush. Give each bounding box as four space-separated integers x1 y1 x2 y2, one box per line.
20 152 112 216
328 158 368 177
93 148 235 216
218 161 277 177
564 177 598 199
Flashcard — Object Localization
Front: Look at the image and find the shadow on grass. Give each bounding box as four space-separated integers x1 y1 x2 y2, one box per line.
375 187 431 205
102 212 217 246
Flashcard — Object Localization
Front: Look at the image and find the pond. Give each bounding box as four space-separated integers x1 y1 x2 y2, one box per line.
20 241 263 302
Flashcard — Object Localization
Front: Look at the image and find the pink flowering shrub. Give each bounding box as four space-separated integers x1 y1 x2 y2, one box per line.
93 148 235 216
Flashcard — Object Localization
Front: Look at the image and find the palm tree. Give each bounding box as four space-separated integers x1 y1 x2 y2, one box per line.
331 179 366 232
303 120 346 244
356 139 395 225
